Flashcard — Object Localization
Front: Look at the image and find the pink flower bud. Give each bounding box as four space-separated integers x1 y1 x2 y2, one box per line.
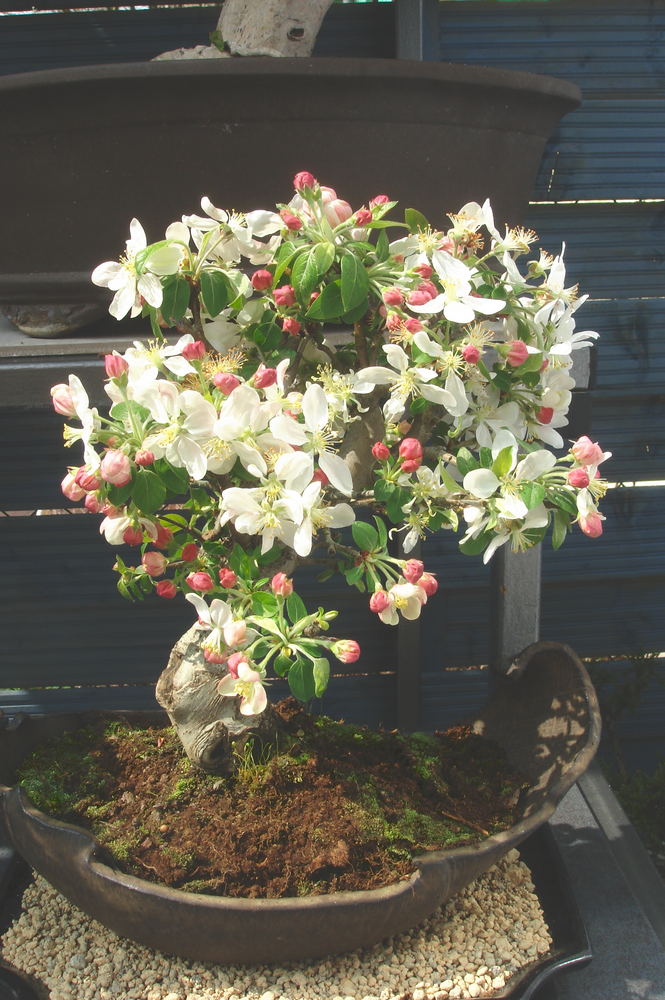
417 280 438 299
312 468 329 485
84 492 102 514
293 171 317 191
403 559 425 584
462 344 480 364
181 543 199 562
323 199 353 227
369 590 390 613
75 467 101 492
354 209 372 226
142 551 167 577
251 269 273 291
223 620 247 647
274 285 297 308
104 353 128 378
310 291 320 304
282 317 302 337
398 438 423 463
253 365 278 389
271 572 293 597
226 651 249 678
404 318 423 333
280 210 303 231
414 264 433 279
568 467 590 489
181 340 206 361
408 288 434 306
536 406 554 425
186 571 214 592
370 194 389 207
123 526 144 546
214 372 241 394
320 186 338 203
61 471 86 501
332 640 361 664
419 572 438 597
372 441 391 461
135 449 155 467
101 450 132 487
156 580 177 599
154 525 173 550
382 287 404 307
579 512 603 538
51 384 77 417
571 436 605 466
400 459 420 474
218 567 237 588
506 340 529 367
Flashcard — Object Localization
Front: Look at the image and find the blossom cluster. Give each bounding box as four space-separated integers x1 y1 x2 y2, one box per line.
52 173 609 715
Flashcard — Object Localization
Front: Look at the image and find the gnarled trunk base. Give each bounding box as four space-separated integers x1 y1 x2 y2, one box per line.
155 624 283 775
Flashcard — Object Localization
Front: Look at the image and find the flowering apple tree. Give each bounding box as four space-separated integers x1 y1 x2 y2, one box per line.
52 173 610 772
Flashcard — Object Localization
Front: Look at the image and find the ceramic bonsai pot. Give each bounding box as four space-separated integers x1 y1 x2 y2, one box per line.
0 641 600 965
0 57 579 307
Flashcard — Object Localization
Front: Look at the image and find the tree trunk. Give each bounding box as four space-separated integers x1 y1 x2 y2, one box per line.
217 0 334 58
155 624 284 775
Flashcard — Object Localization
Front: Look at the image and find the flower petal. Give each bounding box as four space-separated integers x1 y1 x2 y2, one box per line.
463 468 500 500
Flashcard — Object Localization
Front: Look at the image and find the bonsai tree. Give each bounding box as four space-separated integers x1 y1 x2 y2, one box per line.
52 173 609 773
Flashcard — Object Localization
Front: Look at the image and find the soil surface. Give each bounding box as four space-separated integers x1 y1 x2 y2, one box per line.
18 700 529 899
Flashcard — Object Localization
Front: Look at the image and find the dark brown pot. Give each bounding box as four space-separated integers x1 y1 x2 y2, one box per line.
0 641 600 966
0 57 579 306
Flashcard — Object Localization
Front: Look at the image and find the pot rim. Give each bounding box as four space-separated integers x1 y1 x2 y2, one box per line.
0 56 581 109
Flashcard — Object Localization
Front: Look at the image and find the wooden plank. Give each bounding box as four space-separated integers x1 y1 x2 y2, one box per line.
590 395 665 482
584 299 665 393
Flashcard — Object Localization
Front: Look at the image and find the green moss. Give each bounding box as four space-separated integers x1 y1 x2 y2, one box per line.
17 727 108 818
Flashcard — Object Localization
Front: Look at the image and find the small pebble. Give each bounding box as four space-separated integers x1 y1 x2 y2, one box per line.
0 853 551 999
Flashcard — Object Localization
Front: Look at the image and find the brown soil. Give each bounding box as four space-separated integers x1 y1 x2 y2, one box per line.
18 700 529 899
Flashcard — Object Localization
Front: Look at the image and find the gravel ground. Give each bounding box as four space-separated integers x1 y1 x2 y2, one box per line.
0 849 552 1000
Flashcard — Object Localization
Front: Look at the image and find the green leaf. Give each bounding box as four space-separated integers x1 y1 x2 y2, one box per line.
305 281 344 321
341 299 369 324
273 652 292 677
373 516 388 549
549 487 579 517
387 488 408 524
439 464 461 493
405 208 430 233
286 592 308 624
312 657 330 697
292 243 335 301
251 592 280 616
287 659 316 702
109 400 151 428
459 529 494 557
455 448 479 478
200 270 233 318
374 479 395 503
132 468 166 514
153 458 189 495
519 481 546 509
345 564 365 586
340 254 370 312
352 520 379 552
375 229 389 262
492 445 515 478
250 616 284 640
551 509 569 550
107 480 134 506
160 274 191 325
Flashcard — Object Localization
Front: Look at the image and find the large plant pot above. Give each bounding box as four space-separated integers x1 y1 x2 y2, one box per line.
0 58 580 306
0 642 600 965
